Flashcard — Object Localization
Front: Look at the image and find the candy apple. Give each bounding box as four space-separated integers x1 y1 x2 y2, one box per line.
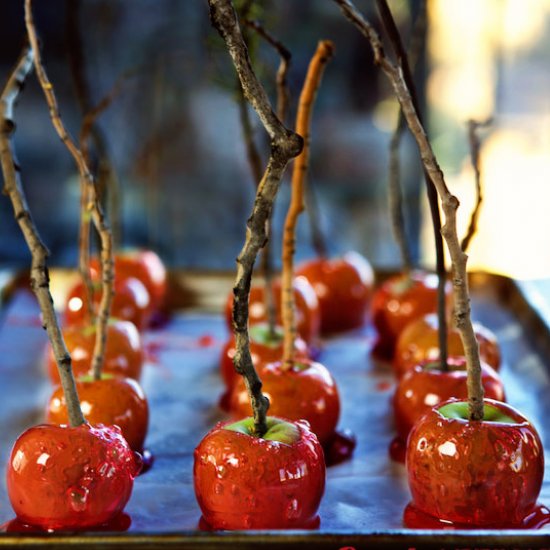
296 251 374 334
46 375 149 452
7 423 141 530
390 357 505 462
224 277 321 345
220 323 309 392
370 270 451 360
405 398 544 528
230 359 340 446
194 416 325 530
64 274 151 330
46 319 144 384
394 313 501 377
91 248 167 311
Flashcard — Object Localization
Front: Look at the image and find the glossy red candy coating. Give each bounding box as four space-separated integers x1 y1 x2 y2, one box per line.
296 251 374 334
371 271 450 359
220 326 309 391
46 377 149 452
7 423 140 530
46 319 144 383
64 275 151 330
406 399 544 527
91 249 167 311
393 357 505 442
224 278 321 345
193 419 325 530
230 359 340 445
394 313 501 377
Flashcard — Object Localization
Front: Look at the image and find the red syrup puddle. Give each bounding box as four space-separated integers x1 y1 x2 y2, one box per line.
218 390 231 413
389 436 406 463
1 512 132 533
7 315 43 328
145 334 217 362
324 429 357 466
197 514 320 531
403 502 550 530
136 448 155 475
376 380 393 392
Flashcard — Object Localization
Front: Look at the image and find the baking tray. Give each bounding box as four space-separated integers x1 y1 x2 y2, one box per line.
0 270 549 549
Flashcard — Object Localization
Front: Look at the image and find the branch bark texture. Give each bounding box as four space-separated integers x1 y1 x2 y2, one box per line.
208 0 303 437
0 47 85 427
334 0 484 420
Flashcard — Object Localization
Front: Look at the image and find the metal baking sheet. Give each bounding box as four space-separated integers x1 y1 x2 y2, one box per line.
0 272 549 548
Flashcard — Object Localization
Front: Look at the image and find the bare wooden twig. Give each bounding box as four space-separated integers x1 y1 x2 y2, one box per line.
282 40 334 366
208 0 303 437
334 0 484 420
25 0 114 382
0 47 85 427
375 0 448 371
386 0 426 273
461 118 491 252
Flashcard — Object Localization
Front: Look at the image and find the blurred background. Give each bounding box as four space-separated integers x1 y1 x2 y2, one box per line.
0 0 550 279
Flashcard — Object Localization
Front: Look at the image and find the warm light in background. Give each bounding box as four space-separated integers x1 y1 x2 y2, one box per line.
422 0 550 280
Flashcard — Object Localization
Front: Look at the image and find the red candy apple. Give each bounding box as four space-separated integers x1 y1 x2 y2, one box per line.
370 270 450 360
296 251 374 334
220 323 309 392
46 319 144 383
7 423 141 530
390 357 505 462
230 358 340 446
46 375 149 452
194 416 325 530
91 248 167 311
394 313 501 377
405 399 544 528
224 277 321 345
65 275 151 330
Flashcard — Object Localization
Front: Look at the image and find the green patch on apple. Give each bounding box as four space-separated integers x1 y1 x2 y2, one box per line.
438 401 516 424
249 324 284 348
224 417 301 445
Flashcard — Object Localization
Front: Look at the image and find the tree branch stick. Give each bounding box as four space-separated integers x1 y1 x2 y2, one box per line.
0 47 85 427
25 0 114 382
334 0 484 420
208 0 303 437
282 40 334 366
461 118 491 252
375 0 448 371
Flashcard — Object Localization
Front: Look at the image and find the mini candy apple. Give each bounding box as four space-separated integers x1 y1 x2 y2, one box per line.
7 423 141 530
46 375 149 452
46 319 144 383
230 359 340 446
390 357 505 462
224 277 321 345
91 248 167 311
405 399 544 528
370 270 451 360
220 323 309 392
296 251 374 334
394 313 501 377
65 275 151 330
194 416 325 530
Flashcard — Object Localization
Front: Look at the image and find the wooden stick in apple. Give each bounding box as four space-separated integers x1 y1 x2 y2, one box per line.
25 0 114 382
0 47 86 428
208 0 303 437
376 0 449 371
282 40 334 366
461 118 491 252
334 0 484 420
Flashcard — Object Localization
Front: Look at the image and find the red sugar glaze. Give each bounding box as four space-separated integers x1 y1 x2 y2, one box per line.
324 429 357 466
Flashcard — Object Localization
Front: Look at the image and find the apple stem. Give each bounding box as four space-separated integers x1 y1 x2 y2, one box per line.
282 40 334 368
0 46 86 428
208 0 303 437
334 0 484 420
375 0 448 372
386 2 426 275
461 118 491 253
25 0 115 383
